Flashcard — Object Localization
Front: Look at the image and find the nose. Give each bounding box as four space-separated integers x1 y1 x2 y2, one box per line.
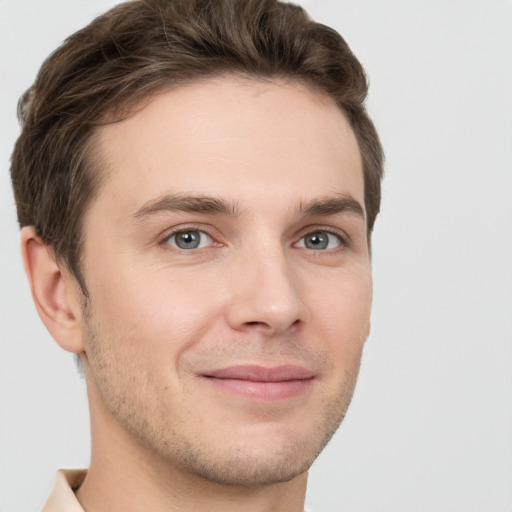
225 245 307 336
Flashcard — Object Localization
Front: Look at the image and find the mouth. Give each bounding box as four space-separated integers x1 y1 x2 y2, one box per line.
201 365 315 401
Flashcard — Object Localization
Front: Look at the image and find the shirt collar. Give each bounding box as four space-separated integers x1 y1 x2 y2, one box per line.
42 469 86 512
41 468 314 512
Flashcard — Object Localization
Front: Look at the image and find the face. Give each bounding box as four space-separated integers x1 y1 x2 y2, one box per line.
79 78 372 486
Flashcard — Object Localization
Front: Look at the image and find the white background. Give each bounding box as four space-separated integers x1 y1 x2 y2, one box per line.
1 1 511 511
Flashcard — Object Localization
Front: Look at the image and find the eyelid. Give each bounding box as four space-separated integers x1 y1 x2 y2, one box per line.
158 224 221 249
157 223 350 252
294 226 350 246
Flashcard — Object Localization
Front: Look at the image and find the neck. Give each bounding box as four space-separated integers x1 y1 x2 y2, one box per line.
76 382 308 512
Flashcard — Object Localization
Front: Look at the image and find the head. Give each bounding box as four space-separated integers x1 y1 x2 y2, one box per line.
12 0 383 489
11 0 382 292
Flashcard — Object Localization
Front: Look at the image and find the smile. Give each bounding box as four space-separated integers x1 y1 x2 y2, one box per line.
202 365 315 400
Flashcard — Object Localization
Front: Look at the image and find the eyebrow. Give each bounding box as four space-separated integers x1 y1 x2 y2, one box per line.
297 194 365 219
132 192 364 221
132 193 241 220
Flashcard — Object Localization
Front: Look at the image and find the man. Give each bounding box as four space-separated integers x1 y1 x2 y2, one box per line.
10 0 383 510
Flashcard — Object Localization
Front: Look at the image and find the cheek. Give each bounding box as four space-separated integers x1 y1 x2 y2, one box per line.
309 268 372 353
86 259 226 357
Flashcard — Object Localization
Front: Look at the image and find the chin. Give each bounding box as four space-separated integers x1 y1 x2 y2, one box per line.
182 441 317 487
163 418 341 488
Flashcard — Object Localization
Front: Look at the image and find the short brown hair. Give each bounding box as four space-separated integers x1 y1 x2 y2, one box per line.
10 0 383 293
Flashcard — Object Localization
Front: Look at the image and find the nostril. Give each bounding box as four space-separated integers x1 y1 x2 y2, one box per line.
242 318 301 332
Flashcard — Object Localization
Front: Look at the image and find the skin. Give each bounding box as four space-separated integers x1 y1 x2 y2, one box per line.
22 78 372 512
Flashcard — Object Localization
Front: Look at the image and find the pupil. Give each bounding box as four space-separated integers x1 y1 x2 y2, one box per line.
306 233 328 250
177 231 200 249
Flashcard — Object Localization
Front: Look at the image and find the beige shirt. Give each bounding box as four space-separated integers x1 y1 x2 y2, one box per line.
42 469 314 511
42 469 86 512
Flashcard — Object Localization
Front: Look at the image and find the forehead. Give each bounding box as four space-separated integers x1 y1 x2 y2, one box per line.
91 78 364 216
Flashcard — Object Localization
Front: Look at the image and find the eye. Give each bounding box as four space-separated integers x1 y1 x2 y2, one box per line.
165 230 212 250
296 231 343 251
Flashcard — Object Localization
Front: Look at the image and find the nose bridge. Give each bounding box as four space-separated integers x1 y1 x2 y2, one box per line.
226 238 306 334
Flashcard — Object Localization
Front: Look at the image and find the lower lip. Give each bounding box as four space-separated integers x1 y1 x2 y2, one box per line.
204 377 313 400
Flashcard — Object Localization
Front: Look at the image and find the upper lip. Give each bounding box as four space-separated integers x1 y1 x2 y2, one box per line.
203 365 314 382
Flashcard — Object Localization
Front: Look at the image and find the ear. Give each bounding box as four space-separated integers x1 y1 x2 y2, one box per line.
20 226 85 354
364 319 371 343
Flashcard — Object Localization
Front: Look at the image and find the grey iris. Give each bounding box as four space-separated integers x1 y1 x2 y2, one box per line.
175 231 201 249
304 233 328 250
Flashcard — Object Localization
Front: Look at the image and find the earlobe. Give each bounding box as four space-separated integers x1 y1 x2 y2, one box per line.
20 226 85 354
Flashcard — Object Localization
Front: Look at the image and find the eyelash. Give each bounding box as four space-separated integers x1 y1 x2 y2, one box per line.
159 225 217 252
159 226 349 252
295 228 348 251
